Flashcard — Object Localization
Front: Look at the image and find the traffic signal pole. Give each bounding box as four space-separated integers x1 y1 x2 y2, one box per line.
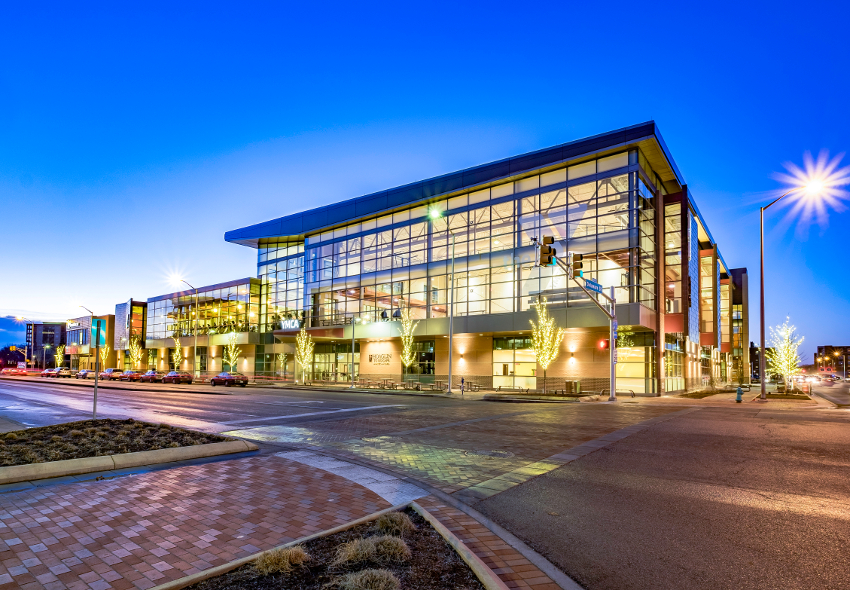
555 254 617 401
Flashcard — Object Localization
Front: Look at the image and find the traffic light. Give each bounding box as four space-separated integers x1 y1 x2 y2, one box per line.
570 252 584 278
598 339 609 350
539 236 556 266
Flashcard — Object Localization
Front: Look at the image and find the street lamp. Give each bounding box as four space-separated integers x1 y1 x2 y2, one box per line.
759 181 825 400
80 305 100 419
430 207 456 393
43 344 51 370
175 278 200 379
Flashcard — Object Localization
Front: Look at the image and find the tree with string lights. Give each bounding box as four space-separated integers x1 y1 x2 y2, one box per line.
172 337 182 369
224 332 242 372
399 306 419 383
530 297 565 395
766 316 803 392
128 337 143 369
295 326 314 383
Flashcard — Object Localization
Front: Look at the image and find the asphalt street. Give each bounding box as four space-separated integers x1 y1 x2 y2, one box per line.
811 380 850 406
476 405 850 590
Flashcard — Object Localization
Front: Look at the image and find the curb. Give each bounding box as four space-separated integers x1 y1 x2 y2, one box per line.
0 440 258 485
149 501 510 590
149 503 409 590
410 501 510 590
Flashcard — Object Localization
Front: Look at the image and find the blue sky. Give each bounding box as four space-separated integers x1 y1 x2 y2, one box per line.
1 1 848 361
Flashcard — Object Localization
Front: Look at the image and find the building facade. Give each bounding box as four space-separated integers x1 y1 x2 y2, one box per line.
815 345 848 378
25 322 67 369
220 121 749 394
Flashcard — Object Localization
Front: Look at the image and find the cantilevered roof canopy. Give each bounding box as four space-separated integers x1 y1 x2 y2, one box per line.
225 121 685 249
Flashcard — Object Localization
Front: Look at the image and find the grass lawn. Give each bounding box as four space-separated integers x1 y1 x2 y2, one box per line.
0 419 230 467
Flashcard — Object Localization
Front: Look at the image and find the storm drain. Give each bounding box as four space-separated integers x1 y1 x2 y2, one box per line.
465 449 515 459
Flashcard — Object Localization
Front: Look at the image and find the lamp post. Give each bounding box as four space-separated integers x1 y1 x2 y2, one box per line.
430 208 456 393
349 316 363 389
759 180 824 400
178 279 200 379
43 344 50 369
81 305 100 418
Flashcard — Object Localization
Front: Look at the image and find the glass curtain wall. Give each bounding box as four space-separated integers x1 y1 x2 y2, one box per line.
258 241 305 332
719 283 730 349
147 282 261 340
699 255 715 334
298 152 658 328
664 203 683 313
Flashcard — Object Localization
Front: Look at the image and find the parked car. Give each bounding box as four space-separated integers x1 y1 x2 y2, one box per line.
99 368 124 380
139 370 166 383
119 370 142 382
51 368 73 378
40 368 56 377
75 369 97 379
210 372 248 387
162 371 193 384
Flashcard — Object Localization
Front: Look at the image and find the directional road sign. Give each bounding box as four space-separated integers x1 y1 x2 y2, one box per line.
584 278 603 294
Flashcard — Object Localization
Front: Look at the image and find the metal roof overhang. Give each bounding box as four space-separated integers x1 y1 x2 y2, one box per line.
224 121 686 249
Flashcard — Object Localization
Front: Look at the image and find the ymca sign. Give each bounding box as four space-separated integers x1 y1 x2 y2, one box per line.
280 319 302 331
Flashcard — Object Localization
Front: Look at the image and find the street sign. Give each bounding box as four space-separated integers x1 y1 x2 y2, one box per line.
584 278 602 294
613 349 618 364
612 320 618 332
91 319 107 347
17 362 25 369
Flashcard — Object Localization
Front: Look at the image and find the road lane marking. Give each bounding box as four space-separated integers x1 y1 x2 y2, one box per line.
220 404 404 425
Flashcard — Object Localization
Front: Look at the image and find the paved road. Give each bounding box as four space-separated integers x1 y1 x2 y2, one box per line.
811 381 850 406
3 379 849 590
476 405 850 590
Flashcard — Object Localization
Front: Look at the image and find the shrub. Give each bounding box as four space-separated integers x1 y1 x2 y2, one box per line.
69 430 86 438
51 435 63 442
168 442 180 448
333 536 410 566
4 432 18 440
333 538 376 566
375 512 416 536
255 545 309 575
334 569 400 590
372 535 410 563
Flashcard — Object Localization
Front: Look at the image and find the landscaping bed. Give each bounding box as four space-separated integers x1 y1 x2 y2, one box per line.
0 419 230 466
190 508 485 590
677 391 722 399
763 393 811 400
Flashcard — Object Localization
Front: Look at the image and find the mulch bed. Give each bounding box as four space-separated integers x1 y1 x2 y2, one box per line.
190 508 485 590
0 419 230 466
764 393 811 400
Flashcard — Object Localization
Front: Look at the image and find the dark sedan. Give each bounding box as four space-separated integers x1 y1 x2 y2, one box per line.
119 370 142 381
139 370 166 383
162 371 193 384
210 372 248 387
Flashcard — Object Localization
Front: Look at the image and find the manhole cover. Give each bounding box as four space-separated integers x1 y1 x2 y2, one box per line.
465 450 514 458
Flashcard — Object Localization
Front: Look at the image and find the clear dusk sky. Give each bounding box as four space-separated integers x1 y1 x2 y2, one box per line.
1 1 848 361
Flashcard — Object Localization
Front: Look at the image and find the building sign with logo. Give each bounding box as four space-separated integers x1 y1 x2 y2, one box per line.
280 319 302 331
369 353 392 366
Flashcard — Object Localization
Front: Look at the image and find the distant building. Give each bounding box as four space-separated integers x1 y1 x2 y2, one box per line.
815 345 848 377
25 322 67 369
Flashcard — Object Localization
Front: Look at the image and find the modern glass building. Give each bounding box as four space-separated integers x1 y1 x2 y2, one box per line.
215 122 749 393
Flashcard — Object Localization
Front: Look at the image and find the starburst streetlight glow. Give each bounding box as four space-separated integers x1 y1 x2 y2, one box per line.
772 150 850 230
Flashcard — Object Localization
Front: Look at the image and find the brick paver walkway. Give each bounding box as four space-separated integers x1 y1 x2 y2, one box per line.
0 455 389 590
